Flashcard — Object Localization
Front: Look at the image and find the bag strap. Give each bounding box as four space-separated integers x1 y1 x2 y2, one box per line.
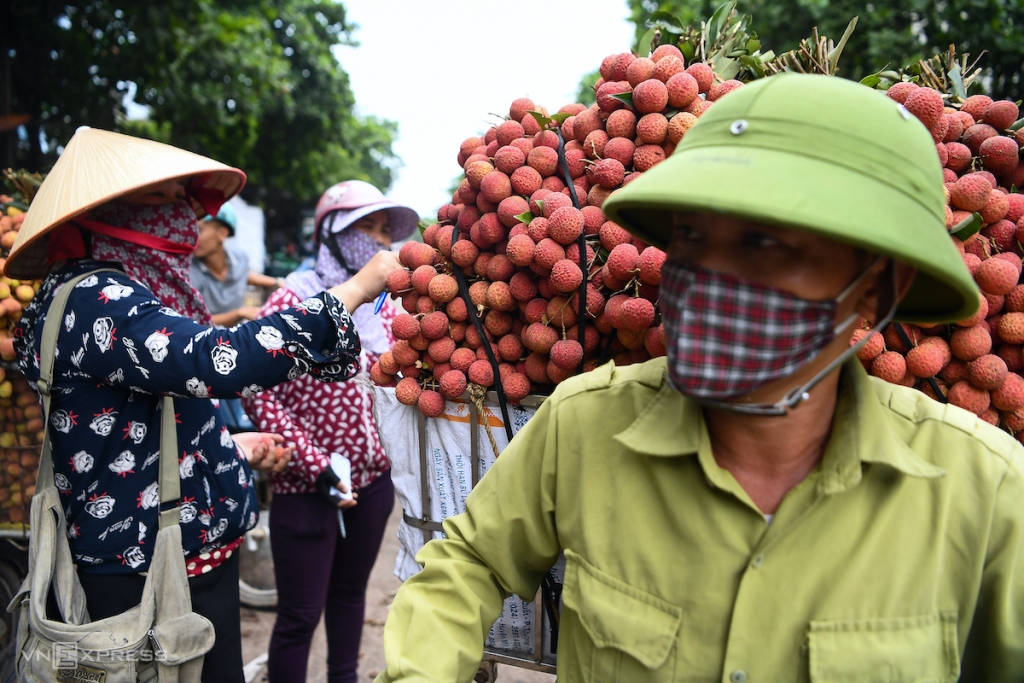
35 268 181 529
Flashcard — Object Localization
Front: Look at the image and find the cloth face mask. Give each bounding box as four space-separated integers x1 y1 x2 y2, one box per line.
660 263 864 402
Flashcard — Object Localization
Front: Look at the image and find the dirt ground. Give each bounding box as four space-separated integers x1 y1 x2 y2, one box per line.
239 497 556 683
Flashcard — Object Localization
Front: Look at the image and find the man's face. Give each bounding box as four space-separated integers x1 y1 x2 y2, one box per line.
352 209 392 248
194 219 229 258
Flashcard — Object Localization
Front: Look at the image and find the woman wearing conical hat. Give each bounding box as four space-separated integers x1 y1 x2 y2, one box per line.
6 127 401 683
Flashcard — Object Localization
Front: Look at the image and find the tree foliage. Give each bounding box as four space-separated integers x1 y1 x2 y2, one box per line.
2 0 398 233
627 0 1024 100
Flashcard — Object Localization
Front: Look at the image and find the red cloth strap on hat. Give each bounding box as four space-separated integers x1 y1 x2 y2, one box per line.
186 177 227 219
47 223 88 262
74 217 196 254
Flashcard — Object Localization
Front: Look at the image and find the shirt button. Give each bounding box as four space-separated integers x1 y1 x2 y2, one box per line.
751 553 764 568
730 670 748 683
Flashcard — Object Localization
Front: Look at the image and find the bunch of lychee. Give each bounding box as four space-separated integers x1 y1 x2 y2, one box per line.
856 84 1024 440
369 46 725 417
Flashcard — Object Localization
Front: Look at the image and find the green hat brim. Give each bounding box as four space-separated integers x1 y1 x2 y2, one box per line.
603 144 979 324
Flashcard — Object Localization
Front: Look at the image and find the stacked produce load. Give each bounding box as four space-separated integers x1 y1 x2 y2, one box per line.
853 82 1024 439
0 171 44 527
369 45 735 417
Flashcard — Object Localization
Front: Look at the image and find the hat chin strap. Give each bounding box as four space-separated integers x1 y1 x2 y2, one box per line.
694 259 898 417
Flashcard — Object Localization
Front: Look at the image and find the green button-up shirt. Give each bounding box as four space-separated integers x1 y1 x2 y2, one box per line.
377 358 1024 682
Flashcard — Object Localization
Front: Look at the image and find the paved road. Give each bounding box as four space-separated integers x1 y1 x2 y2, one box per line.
240 496 556 683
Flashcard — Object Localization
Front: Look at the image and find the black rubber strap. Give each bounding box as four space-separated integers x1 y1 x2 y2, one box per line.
449 224 515 442
554 129 588 374
402 512 445 533
886 322 947 403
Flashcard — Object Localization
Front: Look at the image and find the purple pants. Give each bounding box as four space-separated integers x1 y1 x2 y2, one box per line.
267 471 394 683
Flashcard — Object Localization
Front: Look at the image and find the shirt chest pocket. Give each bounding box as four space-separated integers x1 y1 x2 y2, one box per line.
808 612 960 683
561 549 681 682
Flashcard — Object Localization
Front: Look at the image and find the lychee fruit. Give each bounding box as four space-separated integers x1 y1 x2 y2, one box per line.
638 247 666 285
885 82 918 104
603 137 636 167
502 373 532 403
468 359 495 387
626 57 655 87
666 73 699 109
607 243 640 280
962 95 994 121
391 314 420 341
948 380 991 415
963 124 999 155
686 63 713 93
708 80 743 102
632 79 669 114
550 339 584 371
980 136 1020 176
951 324 993 361
852 329 884 361
999 312 1024 344
980 190 1011 224
396 377 423 406
903 87 944 129
872 351 907 383
593 158 626 189
983 100 1020 131
619 297 655 331
420 311 450 340
634 144 666 171
548 207 585 245
968 354 1009 390
906 343 946 378
427 274 459 303
951 174 995 212
550 259 584 293
505 233 536 267
975 258 1019 296
991 372 1024 411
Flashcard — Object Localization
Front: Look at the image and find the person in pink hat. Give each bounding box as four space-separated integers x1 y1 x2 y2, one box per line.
242 180 419 683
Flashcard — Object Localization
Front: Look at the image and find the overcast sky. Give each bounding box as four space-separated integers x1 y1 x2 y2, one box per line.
333 0 635 220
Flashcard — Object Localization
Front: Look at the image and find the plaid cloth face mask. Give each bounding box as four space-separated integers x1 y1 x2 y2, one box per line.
661 263 864 402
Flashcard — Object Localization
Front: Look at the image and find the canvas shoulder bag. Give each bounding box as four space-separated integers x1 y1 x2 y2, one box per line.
8 269 215 683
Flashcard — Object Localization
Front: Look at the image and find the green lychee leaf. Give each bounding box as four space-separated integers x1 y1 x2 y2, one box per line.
638 27 658 58
609 92 635 108
679 41 696 62
549 113 572 126
739 54 765 79
948 62 966 101
514 211 533 225
647 11 685 31
746 38 760 53
1009 117 1024 132
827 17 858 74
416 219 435 236
860 74 882 88
528 111 553 129
535 200 544 214
950 212 984 240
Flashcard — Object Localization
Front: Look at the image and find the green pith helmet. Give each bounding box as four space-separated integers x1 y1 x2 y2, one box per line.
602 73 979 324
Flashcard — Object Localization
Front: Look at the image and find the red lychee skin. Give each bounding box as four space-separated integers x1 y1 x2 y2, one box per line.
495 120 526 147
497 196 530 228
651 44 684 63
980 190 1011 224
967 354 1009 390
992 252 1023 278
370 361 396 387
550 259 584 293
571 284 606 318
652 56 686 83
534 238 566 271
638 247 666 285
667 113 699 145
583 129 609 159
546 296 578 328
945 142 972 173
983 100 1020 131
391 313 421 341
581 206 606 235
510 138 534 157
935 142 949 167
708 80 744 102
508 272 538 303
1004 405 1024 431
951 174 995 212
436 369 467 400
466 359 495 388
523 323 558 354
379 351 400 376
986 293 1006 317
410 265 438 295
634 144 667 172
524 352 550 384
942 113 964 143
419 311 450 340
504 233 536 267
486 281 517 312
536 275 556 300
685 63 713 92
976 258 1019 296
401 242 439 269
451 239 480 268
619 297 656 332
416 390 445 418
963 124 999 155
602 112 634 142
465 161 494 190
415 298 438 317
494 145 526 175
636 113 669 145
992 372 1024 411
951 324 993 361
632 79 669 114
527 146 559 177
903 87 944 129
885 82 918 104
664 72 699 109
428 337 457 364
603 137 636 167
396 377 423 406
386 267 413 296
999 312 1024 344
427 274 459 304
549 339 584 371
485 254 516 283
565 242 595 266
929 116 949 144
509 97 535 123
548 207 585 245
502 373 532 403
939 358 969 385
596 80 632 113
963 95 994 120
870 351 907 383
484 310 513 336
573 109 603 143
948 380 991 415
522 298 548 325
958 292 989 328
457 205 481 233
447 347 474 374
527 216 550 243
607 243 640 280
851 329 884 361
588 158 624 190
542 192 572 218
546 360 573 384
1009 195 1024 226
497 333 525 362
626 57 656 87
980 136 1021 176
1007 285 1024 313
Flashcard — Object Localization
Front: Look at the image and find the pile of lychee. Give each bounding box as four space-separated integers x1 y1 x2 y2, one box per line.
857 85 1024 440
369 45 729 417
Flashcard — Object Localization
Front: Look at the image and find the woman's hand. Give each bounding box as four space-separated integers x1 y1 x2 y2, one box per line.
233 432 293 473
327 250 403 312
315 469 359 509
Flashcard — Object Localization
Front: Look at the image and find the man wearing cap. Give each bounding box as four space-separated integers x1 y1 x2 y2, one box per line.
190 203 282 327
376 75 1024 682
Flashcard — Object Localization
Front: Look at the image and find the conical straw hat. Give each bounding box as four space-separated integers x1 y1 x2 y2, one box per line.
5 127 246 279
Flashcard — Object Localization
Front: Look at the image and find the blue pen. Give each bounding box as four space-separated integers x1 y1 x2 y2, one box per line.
373 290 388 314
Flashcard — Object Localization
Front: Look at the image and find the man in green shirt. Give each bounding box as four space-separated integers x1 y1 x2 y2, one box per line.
377 75 1024 682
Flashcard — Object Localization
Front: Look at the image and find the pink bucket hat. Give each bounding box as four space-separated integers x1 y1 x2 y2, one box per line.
314 180 419 242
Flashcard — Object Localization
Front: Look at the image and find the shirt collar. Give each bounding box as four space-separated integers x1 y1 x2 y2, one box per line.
613 358 945 491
